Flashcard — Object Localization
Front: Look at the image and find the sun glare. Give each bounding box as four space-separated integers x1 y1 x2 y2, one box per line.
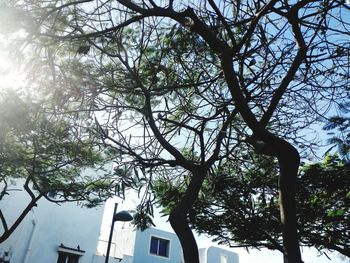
0 32 28 93
0 50 26 91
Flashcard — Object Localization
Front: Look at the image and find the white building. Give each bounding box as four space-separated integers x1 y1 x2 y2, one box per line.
98 227 239 263
0 179 104 263
97 227 184 263
0 180 239 263
199 246 239 263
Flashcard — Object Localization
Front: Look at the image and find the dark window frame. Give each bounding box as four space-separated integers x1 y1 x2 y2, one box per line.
57 252 80 263
57 244 85 263
149 236 170 258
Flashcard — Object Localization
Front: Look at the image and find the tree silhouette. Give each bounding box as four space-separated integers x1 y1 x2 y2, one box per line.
1 1 350 262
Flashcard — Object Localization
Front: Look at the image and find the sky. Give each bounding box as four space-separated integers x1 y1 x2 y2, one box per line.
0 8 348 263
0 53 347 263
0 35 27 92
99 193 348 263
1 49 346 263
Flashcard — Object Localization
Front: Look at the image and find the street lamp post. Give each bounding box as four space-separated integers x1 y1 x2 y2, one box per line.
105 203 133 263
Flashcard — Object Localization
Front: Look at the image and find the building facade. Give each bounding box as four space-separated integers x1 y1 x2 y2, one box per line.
96 227 239 263
199 246 239 263
0 179 104 263
97 228 183 263
0 180 238 263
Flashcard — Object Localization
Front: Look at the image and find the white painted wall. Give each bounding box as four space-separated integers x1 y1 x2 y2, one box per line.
198 247 207 263
0 176 239 263
111 227 183 263
199 246 239 263
111 228 137 259
110 227 239 263
133 228 184 263
0 179 105 263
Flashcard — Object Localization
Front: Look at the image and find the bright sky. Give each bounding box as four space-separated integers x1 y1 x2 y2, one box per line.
0 9 347 263
0 38 26 91
0 52 345 263
0 47 345 263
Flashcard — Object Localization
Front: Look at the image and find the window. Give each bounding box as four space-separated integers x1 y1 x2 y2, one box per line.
220 254 228 263
149 236 170 258
57 244 85 263
57 252 79 263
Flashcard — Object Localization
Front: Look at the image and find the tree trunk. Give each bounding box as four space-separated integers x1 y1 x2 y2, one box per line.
248 135 304 263
220 53 304 263
169 207 200 263
276 139 303 263
169 169 206 263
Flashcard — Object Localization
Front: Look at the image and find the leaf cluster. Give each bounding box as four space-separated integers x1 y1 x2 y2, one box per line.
154 154 350 256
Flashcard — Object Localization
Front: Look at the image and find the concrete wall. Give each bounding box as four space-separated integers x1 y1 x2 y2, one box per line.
198 247 207 263
0 179 105 263
92 254 122 263
134 228 183 263
199 246 239 263
113 228 183 263
0 175 239 263
110 228 239 263
111 228 137 259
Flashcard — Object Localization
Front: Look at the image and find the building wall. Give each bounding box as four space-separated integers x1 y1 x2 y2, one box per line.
0 179 105 263
113 228 183 263
198 247 207 263
0 178 239 263
111 228 137 259
111 228 239 263
134 228 183 263
199 246 239 263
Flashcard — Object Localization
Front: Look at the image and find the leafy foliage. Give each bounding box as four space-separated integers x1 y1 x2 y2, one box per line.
2 1 350 262
298 155 350 256
323 112 350 160
0 89 126 242
0 89 116 203
154 154 350 257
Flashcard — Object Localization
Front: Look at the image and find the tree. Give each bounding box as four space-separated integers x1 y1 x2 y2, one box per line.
298 155 350 257
154 153 350 258
4 5 244 262
3 1 350 263
0 89 118 243
323 106 350 161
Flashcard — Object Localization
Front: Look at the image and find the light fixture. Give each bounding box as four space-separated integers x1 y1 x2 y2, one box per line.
105 204 133 263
